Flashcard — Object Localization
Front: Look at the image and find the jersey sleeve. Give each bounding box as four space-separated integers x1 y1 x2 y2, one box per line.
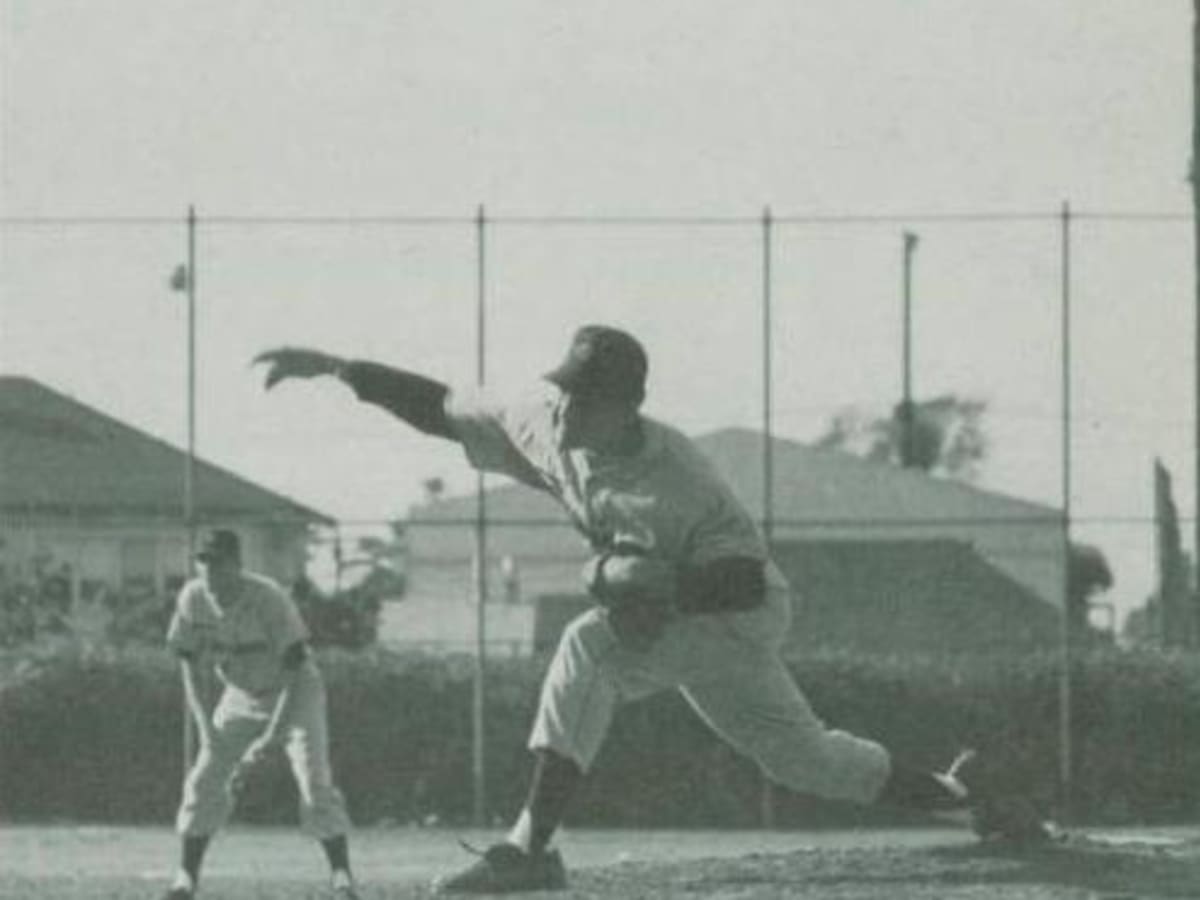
264 582 310 655
443 382 557 487
165 582 203 655
684 485 769 566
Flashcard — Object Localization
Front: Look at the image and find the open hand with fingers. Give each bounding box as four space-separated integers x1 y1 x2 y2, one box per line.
252 347 346 389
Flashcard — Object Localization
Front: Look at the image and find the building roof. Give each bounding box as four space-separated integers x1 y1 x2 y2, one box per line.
772 538 1060 653
410 426 1059 527
0 375 332 523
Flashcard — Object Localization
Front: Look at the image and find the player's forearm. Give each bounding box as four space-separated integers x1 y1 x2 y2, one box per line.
260 669 301 743
179 658 211 727
260 643 313 742
337 360 457 440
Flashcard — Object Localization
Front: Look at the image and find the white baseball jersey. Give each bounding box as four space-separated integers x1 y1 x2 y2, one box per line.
447 381 775 572
167 571 309 696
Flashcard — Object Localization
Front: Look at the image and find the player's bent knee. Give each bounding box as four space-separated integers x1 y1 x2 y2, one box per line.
744 723 888 805
187 757 239 796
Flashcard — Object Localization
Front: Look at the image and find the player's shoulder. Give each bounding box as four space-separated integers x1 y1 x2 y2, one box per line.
642 418 720 472
448 379 559 418
641 419 755 516
241 570 288 598
173 579 222 625
449 378 563 453
514 380 564 431
176 577 206 607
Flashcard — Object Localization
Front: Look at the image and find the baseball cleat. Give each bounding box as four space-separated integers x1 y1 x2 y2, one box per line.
432 842 568 894
944 749 1054 844
329 867 359 899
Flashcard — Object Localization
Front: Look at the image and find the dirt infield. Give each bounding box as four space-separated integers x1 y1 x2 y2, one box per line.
2 830 1198 899
568 833 1200 899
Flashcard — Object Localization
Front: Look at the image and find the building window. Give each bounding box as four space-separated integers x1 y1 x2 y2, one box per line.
121 538 157 596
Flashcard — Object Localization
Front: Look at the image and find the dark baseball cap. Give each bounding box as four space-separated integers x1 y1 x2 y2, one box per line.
544 325 648 405
196 529 242 563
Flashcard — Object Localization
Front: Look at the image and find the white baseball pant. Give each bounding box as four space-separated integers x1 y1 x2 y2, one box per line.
529 571 892 805
176 664 351 839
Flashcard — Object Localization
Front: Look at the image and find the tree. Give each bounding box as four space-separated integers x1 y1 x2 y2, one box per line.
1124 460 1199 649
816 396 1114 637
1121 602 1157 647
1068 542 1115 643
337 520 407 595
291 575 384 650
300 519 408 649
814 394 988 480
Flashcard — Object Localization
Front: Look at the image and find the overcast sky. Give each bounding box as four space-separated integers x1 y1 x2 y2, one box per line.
1 1 1193 620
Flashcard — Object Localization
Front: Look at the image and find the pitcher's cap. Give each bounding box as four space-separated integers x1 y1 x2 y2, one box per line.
196 529 242 563
544 325 648 405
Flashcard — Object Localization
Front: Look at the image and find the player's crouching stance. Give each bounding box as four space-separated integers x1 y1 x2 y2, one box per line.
254 325 1051 896
161 529 359 900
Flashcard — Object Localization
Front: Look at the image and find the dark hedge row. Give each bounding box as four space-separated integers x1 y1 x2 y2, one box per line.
2 644 1198 828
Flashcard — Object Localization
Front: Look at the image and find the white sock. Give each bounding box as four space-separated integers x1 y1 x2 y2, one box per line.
170 869 195 891
505 808 534 853
331 868 354 889
935 771 970 802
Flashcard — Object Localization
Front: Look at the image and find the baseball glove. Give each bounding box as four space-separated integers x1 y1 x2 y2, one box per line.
582 550 678 652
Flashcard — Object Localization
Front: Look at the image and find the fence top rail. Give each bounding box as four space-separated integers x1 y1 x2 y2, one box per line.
0 209 1192 228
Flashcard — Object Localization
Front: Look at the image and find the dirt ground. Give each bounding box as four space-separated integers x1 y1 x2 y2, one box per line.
3 831 1199 899
564 832 1200 899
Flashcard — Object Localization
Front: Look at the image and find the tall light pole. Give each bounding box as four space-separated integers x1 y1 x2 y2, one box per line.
170 205 198 773
185 205 197 556
901 231 919 467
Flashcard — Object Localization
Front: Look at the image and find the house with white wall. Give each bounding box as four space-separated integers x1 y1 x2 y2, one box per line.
388 427 1065 655
0 376 332 608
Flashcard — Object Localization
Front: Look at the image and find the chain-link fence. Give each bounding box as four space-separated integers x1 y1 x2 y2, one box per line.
2 206 1195 823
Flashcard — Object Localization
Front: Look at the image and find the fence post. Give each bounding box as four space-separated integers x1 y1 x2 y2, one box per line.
759 206 776 829
473 204 489 827
1058 200 1074 823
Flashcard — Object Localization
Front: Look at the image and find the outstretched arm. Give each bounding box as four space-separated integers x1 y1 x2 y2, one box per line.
253 347 456 440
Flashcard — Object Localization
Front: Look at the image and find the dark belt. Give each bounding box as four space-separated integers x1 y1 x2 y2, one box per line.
600 542 768 616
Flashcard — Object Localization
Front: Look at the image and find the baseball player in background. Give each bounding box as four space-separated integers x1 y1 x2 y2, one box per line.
254 324 1048 895
162 529 358 900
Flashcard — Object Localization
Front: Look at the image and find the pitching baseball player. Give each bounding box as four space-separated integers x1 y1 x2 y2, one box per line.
254 324 1048 894
162 529 358 900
